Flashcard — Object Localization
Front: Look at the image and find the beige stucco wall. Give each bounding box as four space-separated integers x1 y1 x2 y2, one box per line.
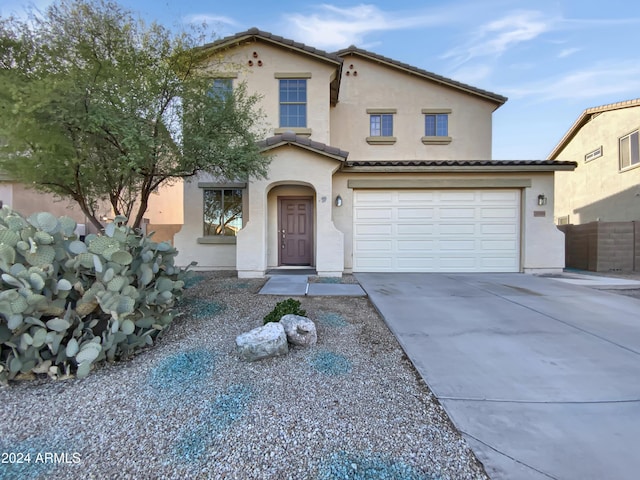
554 105 640 224
173 172 246 270
203 41 337 144
141 181 184 225
331 54 496 160
2 183 106 234
332 171 563 273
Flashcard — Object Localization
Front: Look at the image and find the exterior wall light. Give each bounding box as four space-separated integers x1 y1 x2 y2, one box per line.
335 195 343 207
537 194 547 206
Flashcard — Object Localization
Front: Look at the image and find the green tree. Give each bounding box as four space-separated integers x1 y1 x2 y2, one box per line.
0 0 269 230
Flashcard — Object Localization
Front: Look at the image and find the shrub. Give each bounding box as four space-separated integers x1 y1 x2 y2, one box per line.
0 208 190 382
263 298 306 325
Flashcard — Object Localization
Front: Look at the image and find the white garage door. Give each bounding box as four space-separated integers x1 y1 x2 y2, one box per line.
353 189 520 272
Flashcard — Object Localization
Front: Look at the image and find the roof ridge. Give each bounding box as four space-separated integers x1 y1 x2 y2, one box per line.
258 133 349 160
585 98 640 114
201 27 343 64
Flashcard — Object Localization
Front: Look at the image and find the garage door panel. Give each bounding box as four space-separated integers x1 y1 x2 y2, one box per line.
480 207 518 219
480 191 519 202
481 240 518 250
481 223 517 235
398 208 434 219
397 240 435 251
356 239 393 251
356 224 392 235
439 207 476 219
397 257 436 269
355 191 393 204
440 224 476 235
355 208 392 220
440 240 476 250
398 191 435 203
353 189 520 273
441 191 476 202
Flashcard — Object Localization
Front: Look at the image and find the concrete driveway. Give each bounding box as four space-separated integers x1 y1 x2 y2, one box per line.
355 273 640 480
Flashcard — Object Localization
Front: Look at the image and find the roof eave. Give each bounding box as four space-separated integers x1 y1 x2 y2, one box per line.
342 163 577 173
335 48 507 107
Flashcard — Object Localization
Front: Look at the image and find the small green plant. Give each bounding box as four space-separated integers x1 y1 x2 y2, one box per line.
263 298 306 324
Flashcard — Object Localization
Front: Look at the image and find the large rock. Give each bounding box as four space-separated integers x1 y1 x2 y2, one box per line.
280 314 317 346
235 322 288 362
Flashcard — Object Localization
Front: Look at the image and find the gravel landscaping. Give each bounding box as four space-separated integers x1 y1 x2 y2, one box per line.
0 271 488 480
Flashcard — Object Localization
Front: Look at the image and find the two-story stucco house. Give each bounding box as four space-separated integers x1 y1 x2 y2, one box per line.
174 28 576 277
550 98 640 225
549 98 640 272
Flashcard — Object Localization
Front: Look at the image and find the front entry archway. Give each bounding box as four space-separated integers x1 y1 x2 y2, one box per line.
278 196 313 266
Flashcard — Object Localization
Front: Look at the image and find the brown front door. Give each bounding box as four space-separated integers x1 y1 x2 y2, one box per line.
278 197 313 266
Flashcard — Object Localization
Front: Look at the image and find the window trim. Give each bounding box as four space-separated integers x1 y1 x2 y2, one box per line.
619 129 640 171
279 78 307 128
201 187 244 240
423 109 450 142
367 109 396 143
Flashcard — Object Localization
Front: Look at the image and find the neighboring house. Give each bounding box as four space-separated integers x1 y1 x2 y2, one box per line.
549 98 640 271
0 174 183 243
174 28 576 277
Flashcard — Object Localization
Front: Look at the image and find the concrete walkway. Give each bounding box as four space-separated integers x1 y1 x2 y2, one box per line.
356 273 640 480
259 275 366 296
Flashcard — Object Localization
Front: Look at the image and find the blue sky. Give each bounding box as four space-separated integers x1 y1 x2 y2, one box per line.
3 0 640 160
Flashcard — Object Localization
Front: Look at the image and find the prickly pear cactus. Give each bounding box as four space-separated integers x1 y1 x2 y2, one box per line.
0 207 190 383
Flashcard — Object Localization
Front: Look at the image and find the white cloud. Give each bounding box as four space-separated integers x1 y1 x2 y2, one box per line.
449 64 493 85
557 47 580 58
442 10 552 66
283 4 451 50
182 14 239 27
502 61 640 101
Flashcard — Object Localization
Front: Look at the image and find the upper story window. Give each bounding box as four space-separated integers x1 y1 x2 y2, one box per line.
279 79 307 128
425 114 448 136
366 108 397 144
210 78 233 100
620 130 639 170
370 114 393 136
422 108 452 145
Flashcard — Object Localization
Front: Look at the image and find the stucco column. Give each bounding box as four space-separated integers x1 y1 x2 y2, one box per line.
314 187 344 277
522 179 565 273
236 181 268 278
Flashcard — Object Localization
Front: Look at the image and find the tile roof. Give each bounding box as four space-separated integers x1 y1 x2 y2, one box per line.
258 132 349 160
334 46 508 106
344 159 577 171
548 98 640 159
200 28 343 65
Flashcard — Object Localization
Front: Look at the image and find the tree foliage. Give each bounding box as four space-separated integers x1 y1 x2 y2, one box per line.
0 0 269 230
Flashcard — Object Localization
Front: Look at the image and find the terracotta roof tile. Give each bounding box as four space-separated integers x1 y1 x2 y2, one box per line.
258 133 349 160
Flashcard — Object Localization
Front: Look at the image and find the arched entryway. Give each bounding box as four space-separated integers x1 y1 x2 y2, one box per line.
267 184 316 268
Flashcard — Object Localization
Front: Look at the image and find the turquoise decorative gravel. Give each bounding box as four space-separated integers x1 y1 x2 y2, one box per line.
173 384 253 462
184 275 205 289
317 312 348 327
149 349 215 392
309 351 352 376
318 451 435 480
182 298 226 318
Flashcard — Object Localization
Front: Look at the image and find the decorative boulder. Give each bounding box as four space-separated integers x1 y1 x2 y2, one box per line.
280 314 317 347
235 322 288 362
